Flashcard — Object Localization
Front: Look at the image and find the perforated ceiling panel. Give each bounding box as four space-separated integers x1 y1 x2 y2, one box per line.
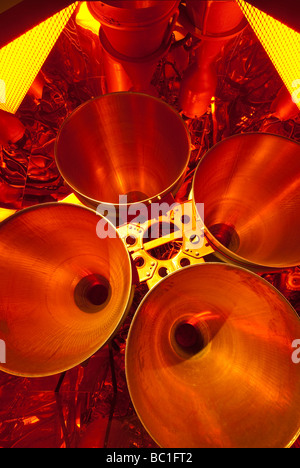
237 0 300 108
0 2 78 114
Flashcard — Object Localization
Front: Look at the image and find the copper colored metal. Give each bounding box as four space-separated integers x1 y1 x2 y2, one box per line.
178 1 247 118
0 203 133 377
185 0 246 39
55 93 191 212
193 133 300 271
178 41 220 118
88 1 180 58
271 85 300 121
126 263 300 448
100 27 172 94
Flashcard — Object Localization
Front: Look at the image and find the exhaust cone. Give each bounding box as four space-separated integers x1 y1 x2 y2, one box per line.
0 203 133 377
55 93 191 212
193 133 300 271
126 263 300 448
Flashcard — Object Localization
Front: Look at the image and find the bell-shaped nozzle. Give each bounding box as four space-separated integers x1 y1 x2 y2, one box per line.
0 203 133 377
193 133 300 271
126 263 300 448
55 93 191 213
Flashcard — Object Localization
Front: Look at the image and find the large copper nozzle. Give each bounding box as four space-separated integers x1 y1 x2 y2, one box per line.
126 263 300 448
0 203 133 377
88 1 180 58
193 133 300 271
55 93 191 212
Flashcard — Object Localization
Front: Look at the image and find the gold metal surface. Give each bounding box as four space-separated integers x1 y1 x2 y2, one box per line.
118 200 214 288
55 92 191 212
193 133 300 271
0 203 133 377
126 263 300 448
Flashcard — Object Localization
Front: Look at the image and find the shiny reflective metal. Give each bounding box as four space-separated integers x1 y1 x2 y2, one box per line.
126 263 300 448
55 93 191 213
0 109 25 145
0 203 133 377
100 26 172 94
183 0 247 41
193 133 300 271
88 1 180 58
178 1 247 118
